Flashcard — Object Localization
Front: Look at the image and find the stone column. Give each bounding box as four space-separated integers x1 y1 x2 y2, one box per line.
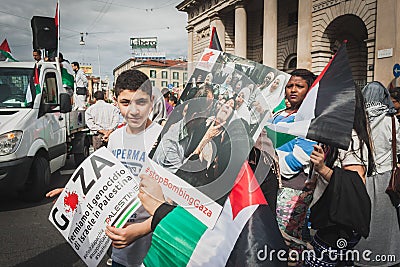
186 25 194 76
297 0 312 70
210 12 225 50
234 2 247 58
374 0 396 85
262 0 277 67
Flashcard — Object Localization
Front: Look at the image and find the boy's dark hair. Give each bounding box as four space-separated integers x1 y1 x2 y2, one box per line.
93 90 105 100
71 61 80 68
114 69 152 97
290 68 317 89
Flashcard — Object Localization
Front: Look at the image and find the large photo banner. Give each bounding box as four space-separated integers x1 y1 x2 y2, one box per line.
144 48 290 227
48 147 142 267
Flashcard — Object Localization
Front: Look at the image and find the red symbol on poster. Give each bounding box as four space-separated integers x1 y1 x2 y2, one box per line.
201 51 214 62
64 191 79 213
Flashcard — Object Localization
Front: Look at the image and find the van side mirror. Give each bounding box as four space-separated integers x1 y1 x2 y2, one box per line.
60 93 72 113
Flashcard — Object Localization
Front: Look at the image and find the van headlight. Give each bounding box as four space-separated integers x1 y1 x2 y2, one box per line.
0 131 23 156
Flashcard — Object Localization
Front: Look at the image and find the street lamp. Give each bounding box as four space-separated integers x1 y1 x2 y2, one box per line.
79 32 85 45
79 33 102 93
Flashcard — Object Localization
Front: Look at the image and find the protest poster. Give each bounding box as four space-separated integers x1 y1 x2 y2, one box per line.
143 48 290 228
49 147 141 267
142 157 223 228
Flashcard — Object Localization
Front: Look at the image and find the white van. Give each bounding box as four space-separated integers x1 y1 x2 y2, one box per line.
0 61 89 201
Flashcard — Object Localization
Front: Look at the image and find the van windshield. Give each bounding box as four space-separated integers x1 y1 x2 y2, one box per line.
0 68 34 108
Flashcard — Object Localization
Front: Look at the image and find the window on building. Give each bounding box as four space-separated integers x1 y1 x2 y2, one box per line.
284 54 297 73
150 70 156 78
288 57 297 69
173 82 179 88
173 72 179 80
183 72 188 82
288 12 298 26
161 81 168 87
162 71 168 79
151 80 155 86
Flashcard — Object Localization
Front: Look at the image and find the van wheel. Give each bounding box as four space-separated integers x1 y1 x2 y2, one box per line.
19 156 50 202
74 139 90 167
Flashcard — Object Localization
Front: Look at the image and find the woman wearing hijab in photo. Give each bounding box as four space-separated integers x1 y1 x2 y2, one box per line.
235 86 251 122
173 96 252 206
248 71 275 105
354 81 400 267
249 74 286 127
218 73 234 97
233 79 243 94
260 74 286 108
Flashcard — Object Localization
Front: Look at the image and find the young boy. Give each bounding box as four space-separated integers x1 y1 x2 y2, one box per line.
46 69 162 266
104 69 162 267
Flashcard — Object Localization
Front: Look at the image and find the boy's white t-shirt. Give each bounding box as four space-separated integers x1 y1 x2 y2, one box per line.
107 122 162 267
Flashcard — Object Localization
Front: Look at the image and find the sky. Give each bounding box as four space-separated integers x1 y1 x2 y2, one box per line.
0 0 188 80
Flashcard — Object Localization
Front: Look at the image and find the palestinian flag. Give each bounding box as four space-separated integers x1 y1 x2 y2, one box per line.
61 63 75 89
25 66 42 106
143 162 287 266
267 42 355 150
209 26 222 51
55 2 59 38
0 39 17 62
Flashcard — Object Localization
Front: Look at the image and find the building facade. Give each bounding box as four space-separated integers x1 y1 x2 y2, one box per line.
177 0 400 87
113 59 188 91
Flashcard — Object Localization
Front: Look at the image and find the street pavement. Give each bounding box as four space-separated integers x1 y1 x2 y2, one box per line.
0 155 110 267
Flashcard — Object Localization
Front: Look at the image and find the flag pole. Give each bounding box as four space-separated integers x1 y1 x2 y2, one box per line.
57 0 60 58
305 143 320 188
55 0 60 71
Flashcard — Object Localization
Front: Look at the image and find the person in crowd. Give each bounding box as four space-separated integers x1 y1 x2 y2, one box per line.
161 88 173 116
353 81 400 267
259 71 276 90
272 69 317 264
187 98 236 169
250 74 287 126
219 73 234 97
103 69 162 267
152 92 215 174
33 49 42 63
304 86 375 267
199 72 219 98
179 72 206 101
248 71 275 105
168 94 177 108
85 90 119 150
233 79 243 94
235 86 251 122
261 74 286 105
175 96 252 204
47 70 163 267
389 87 400 122
58 53 75 98
149 87 167 125
71 61 88 110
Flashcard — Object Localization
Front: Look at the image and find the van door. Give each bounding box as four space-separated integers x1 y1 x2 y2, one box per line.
40 70 67 172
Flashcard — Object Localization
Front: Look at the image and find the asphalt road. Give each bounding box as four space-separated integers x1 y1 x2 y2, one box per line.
0 156 110 267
